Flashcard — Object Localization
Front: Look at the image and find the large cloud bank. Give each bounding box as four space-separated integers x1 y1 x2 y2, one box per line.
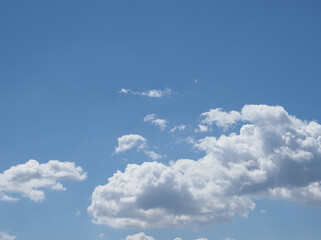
88 105 321 228
0 159 87 202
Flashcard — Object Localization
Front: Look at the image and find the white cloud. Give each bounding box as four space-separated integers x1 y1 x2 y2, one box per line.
170 125 186 133
0 160 87 202
75 210 81 217
0 232 16 240
200 108 241 130
125 232 155 240
195 238 208 240
89 104 321 228
174 238 183 240
114 134 161 160
143 150 161 160
222 238 234 240
119 88 173 98
260 209 267 214
194 124 210 133
115 134 147 153
0 195 19 202
144 114 167 130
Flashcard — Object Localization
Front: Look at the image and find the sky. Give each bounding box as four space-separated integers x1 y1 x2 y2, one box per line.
1 0 321 240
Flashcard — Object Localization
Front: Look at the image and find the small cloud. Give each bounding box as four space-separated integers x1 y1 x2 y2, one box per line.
144 114 168 130
115 134 147 153
75 210 81 217
144 150 161 160
0 232 16 240
170 125 186 133
114 134 161 160
119 88 130 94
194 124 211 133
51 182 66 191
0 195 19 202
200 108 241 130
260 209 267 214
194 79 200 84
125 232 155 240
119 88 174 98
222 238 234 240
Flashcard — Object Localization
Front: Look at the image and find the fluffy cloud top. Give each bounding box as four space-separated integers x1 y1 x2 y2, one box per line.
125 234 205 240
200 108 241 130
114 134 161 160
0 232 16 240
115 134 147 153
195 124 211 133
125 232 155 240
143 114 167 130
89 105 321 228
0 160 87 202
119 88 173 98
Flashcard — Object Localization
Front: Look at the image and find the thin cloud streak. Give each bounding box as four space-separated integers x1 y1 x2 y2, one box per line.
119 88 174 98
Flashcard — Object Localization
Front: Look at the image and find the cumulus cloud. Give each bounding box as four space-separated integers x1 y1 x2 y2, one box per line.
114 134 161 160
200 108 241 130
144 114 168 130
0 160 87 202
194 124 211 133
119 88 173 98
89 104 321 229
125 232 155 240
115 134 147 153
0 232 16 240
170 125 186 133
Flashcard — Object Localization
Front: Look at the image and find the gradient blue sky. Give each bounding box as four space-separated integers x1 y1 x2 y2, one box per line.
1 1 321 240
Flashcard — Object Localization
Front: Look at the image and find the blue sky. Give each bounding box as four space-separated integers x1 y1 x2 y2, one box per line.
1 1 321 240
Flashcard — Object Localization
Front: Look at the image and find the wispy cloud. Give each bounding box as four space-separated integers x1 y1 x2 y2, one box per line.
0 232 16 240
170 124 186 133
99 233 104 239
143 114 167 130
125 233 205 240
119 88 174 98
